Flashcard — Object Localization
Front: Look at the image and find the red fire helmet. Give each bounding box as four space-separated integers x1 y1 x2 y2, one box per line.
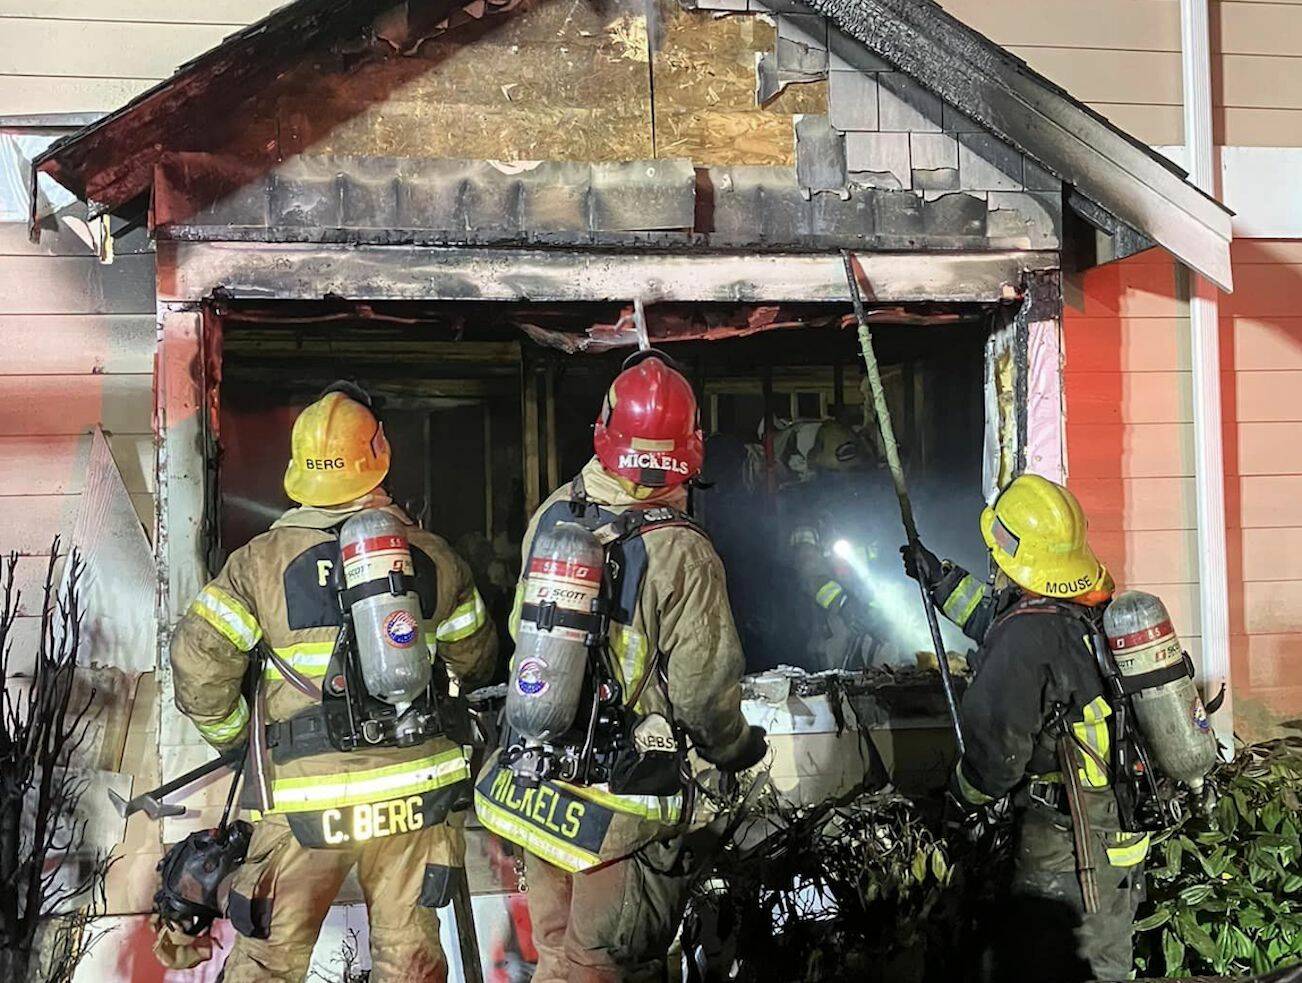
593 350 704 487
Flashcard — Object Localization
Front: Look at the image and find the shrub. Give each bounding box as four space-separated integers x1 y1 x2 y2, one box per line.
1134 738 1302 978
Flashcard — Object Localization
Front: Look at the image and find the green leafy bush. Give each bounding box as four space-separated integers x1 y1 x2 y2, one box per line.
1134 738 1302 978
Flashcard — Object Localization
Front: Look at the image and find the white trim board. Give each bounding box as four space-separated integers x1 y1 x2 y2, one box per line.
1156 145 1302 240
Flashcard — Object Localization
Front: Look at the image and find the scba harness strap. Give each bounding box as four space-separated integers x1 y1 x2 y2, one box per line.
486 480 704 844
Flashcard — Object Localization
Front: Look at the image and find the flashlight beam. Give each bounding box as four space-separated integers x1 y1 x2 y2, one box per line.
842 250 966 756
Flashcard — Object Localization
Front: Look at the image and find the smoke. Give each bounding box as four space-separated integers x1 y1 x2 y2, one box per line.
701 458 990 671
832 535 972 660
840 471 989 663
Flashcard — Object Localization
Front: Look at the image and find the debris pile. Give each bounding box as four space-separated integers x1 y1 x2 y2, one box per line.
685 780 1007 983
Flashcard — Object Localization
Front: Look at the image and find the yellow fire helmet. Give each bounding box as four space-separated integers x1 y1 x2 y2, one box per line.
980 474 1106 599
283 389 391 507
806 420 864 472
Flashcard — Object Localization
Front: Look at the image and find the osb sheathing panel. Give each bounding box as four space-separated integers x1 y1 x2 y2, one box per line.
652 0 825 165
256 0 655 162
104 672 164 916
245 0 817 166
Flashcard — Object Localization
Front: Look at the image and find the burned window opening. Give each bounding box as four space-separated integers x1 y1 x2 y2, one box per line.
209 296 1009 679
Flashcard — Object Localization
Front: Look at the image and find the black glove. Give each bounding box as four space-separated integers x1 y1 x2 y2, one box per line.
900 542 944 589
723 725 769 773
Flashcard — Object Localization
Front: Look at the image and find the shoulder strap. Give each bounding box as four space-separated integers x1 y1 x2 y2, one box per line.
599 505 710 548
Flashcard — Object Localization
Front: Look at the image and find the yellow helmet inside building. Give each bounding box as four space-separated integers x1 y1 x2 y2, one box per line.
980 474 1106 599
283 387 391 507
806 420 864 473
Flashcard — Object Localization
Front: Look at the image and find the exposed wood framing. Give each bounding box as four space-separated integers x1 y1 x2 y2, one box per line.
158 242 1055 305
521 358 541 516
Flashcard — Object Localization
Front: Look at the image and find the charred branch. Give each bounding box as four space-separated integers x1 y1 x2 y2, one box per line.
0 543 109 982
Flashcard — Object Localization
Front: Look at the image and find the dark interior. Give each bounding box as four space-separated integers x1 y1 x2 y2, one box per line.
214 300 995 676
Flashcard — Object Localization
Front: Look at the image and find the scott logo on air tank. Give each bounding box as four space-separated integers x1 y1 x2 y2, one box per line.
516 658 550 697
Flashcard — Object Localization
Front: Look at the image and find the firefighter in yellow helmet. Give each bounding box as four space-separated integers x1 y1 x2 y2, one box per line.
167 382 497 982
902 474 1145 983
780 419 895 669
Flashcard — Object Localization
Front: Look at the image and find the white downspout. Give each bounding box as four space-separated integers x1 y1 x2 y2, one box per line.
1180 0 1233 738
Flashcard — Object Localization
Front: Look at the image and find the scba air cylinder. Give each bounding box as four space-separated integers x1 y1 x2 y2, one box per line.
1104 590 1217 792
506 522 604 743
340 510 431 706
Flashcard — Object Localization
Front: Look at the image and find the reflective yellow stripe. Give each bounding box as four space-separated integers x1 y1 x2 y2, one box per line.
954 763 995 806
564 781 682 823
473 791 601 873
190 585 262 651
195 697 249 744
941 574 984 628
508 582 524 642
609 623 649 709
1071 696 1113 788
1106 832 1151 868
436 588 488 643
268 748 469 814
815 580 845 609
263 641 335 680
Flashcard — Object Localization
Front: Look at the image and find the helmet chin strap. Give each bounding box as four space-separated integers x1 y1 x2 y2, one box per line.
615 474 660 500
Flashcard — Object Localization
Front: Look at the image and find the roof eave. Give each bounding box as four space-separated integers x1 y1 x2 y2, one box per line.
802 0 1234 291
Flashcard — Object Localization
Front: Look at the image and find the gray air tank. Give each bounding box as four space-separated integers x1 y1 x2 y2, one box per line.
339 509 431 706
506 522 604 744
1103 590 1217 792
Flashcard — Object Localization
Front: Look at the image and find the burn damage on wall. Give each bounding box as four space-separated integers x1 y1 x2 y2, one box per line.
32 0 1229 287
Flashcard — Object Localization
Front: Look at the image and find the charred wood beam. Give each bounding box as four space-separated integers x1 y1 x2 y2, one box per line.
160 242 1056 305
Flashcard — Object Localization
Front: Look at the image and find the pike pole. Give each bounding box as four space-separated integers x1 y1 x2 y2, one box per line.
841 250 966 756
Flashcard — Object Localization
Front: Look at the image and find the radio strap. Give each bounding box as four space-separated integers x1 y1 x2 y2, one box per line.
244 644 275 813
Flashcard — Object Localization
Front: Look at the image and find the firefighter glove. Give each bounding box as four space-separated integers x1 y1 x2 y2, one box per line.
900 542 944 589
723 725 769 773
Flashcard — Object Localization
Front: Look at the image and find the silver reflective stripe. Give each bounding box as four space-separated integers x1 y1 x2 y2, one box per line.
435 589 487 642
268 749 470 813
191 585 262 651
195 697 249 744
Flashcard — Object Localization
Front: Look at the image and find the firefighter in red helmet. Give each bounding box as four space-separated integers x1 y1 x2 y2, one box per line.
476 349 765 982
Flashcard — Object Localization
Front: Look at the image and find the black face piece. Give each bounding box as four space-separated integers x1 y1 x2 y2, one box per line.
317 379 375 407
620 347 684 374
153 820 255 937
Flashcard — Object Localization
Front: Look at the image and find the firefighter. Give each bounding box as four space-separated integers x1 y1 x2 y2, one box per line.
475 350 767 983
901 474 1147 983
168 383 497 982
781 419 894 670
